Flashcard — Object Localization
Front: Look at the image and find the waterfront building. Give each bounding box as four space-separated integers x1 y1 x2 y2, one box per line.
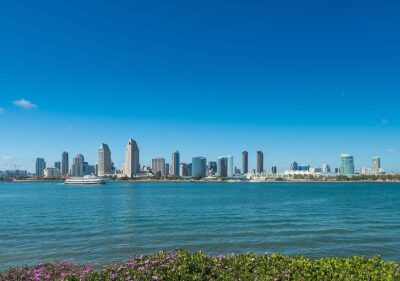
152 158 166 177
256 150 264 174
270 166 277 175
54 161 61 170
208 161 217 175
187 163 192 177
125 138 140 177
44 167 61 178
71 154 84 177
217 157 228 177
61 151 69 177
242 150 248 174
35 158 46 177
340 154 355 176
298 165 310 171
290 161 298 171
227 155 234 178
165 163 170 176
179 163 187 177
3 170 28 177
372 156 381 175
171 151 180 177
322 163 331 173
233 166 241 175
192 157 207 177
98 143 112 176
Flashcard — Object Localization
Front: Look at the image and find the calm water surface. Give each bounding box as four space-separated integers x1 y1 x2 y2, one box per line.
1 181 400 269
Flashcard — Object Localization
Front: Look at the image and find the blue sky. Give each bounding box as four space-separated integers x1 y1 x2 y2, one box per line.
1 0 399 172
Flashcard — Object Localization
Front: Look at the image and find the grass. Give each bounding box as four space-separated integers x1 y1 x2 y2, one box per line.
1 250 399 280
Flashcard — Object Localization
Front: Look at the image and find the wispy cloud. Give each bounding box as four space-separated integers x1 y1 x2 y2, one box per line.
388 148 396 153
1 155 12 161
0 108 5 114
381 118 389 125
13 99 37 109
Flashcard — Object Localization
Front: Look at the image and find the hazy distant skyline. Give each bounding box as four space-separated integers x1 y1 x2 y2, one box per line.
1 1 399 171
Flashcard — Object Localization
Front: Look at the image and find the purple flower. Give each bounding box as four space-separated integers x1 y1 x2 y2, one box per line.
152 275 161 280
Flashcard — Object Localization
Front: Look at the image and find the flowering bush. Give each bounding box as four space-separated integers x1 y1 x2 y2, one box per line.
1 250 399 280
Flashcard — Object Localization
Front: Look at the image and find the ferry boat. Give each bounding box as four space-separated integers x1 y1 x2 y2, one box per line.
64 175 106 185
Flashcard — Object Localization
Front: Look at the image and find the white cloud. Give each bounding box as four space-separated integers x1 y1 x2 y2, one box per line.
13 99 37 109
0 155 12 162
381 118 389 125
388 148 396 153
0 108 4 114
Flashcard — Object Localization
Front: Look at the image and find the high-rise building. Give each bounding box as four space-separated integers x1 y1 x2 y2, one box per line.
372 156 381 175
208 161 217 175
290 161 298 171
125 138 140 177
256 150 264 174
98 143 112 176
171 151 180 177
217 157 228 177
35 158 46 177
152 158 166 177
61 151 69 177
322 163 331 173
340 154 355 176
227 155 234 178
165 163 170 176
187 163 192 177
71 154 84 177
270 166 277 175
192 157 207 177
44 167 61 178
242 150 248 175
179 163 187 177
54 161 61 170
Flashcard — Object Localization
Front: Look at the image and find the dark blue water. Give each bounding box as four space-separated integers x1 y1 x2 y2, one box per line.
1 181 400 269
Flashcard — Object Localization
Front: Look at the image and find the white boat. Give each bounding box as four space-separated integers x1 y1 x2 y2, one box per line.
65 175 106 185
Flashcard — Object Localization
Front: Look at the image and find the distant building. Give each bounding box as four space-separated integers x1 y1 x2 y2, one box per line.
372 156 381 175
171 151 180 177
192 157 207 177
71 154 84 177
125 138 140 177
208 161 217 175
35 158 46 177
322 163 331 173
4 170 28 177
179 163 187 177
242 150 248 174
217 157 228 177
227 155 234 178
256 150 264 174
44 167 61 178
298 165 310 171
340 154 355 176
98 143 112 176
152 158 166 177
61 151 69 177
233 166 241 175
270 166 277 175
187 163 192 177
290 161 298 171
165 163 170 176
54 161 61 170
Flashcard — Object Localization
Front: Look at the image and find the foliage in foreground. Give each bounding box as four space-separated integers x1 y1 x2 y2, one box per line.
1 250 400 281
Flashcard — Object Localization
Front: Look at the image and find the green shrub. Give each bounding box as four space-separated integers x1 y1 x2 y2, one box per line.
1 250 399 281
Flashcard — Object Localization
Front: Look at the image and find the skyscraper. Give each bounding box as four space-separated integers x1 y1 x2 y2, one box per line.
256 150 264 174
192 157 207 177
98 143 112 176
340 154 354 176
290 161 298 171
35 158 46 177
322 163 331 173
227 155 234 178
270 166 277 175
217 157 228 177
242 150 248 175
71 154 84 177
171 151 180 176
125 138 140 177
372 156 381 175
152 158 166 176
208 161 217 175
61 151 69 177
165 163 170 176
179 163 187 177
54 161 61 170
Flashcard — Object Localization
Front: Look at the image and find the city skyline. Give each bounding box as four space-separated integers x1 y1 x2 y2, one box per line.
1 1 400 171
